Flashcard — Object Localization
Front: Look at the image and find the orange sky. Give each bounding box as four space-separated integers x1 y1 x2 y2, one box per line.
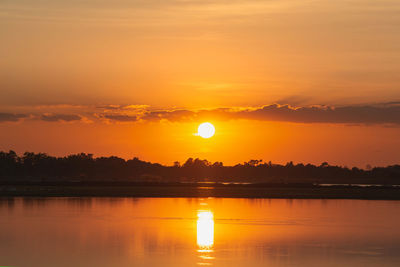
1 0 400 167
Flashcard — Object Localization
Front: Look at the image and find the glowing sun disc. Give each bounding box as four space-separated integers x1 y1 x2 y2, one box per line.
197 122 215 138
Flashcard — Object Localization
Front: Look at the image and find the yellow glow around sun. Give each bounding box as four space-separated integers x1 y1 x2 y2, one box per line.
197 122 215 138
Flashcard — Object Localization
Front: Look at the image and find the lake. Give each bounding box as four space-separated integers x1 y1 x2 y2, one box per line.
1 198 400 266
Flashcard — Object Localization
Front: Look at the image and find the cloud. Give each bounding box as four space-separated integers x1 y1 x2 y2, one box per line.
4 102 400 125
138 103 400 125
41 114 82 122
238 104 400 124
98 114 138 122
142 109 196 122
0 113 27 122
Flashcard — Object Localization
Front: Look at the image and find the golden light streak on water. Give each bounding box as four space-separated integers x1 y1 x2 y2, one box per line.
197 210 214 250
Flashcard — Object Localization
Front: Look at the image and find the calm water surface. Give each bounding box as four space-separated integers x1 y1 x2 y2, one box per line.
1 198 400 267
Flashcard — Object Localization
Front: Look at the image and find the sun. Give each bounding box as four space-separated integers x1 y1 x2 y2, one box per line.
197 122 215 138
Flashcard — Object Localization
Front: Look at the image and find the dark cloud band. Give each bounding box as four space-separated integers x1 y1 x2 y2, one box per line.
0 113 27 122
2 103 400 125
41 114 82 122
99 114 138 122
139 103 400 125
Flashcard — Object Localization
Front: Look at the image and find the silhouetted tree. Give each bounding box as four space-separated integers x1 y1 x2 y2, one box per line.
0 151 399 184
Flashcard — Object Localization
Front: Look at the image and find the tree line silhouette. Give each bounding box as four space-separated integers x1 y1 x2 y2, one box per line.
1 150 400 184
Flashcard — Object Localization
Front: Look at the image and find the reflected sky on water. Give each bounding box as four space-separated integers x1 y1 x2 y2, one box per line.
1 197 400 266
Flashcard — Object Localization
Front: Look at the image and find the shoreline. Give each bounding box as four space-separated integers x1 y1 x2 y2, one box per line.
1 182 400 200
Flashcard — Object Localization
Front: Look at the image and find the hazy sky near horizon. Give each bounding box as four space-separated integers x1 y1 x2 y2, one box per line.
1 0 400 167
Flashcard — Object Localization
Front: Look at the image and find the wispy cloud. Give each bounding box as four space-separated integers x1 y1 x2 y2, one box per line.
137 103 400 125
2 102 400 125
0 113 27 122
40 114 82 122
97 114 138 122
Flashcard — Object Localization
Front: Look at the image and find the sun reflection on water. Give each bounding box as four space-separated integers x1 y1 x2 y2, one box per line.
197 210 215 265
197 210 214 250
